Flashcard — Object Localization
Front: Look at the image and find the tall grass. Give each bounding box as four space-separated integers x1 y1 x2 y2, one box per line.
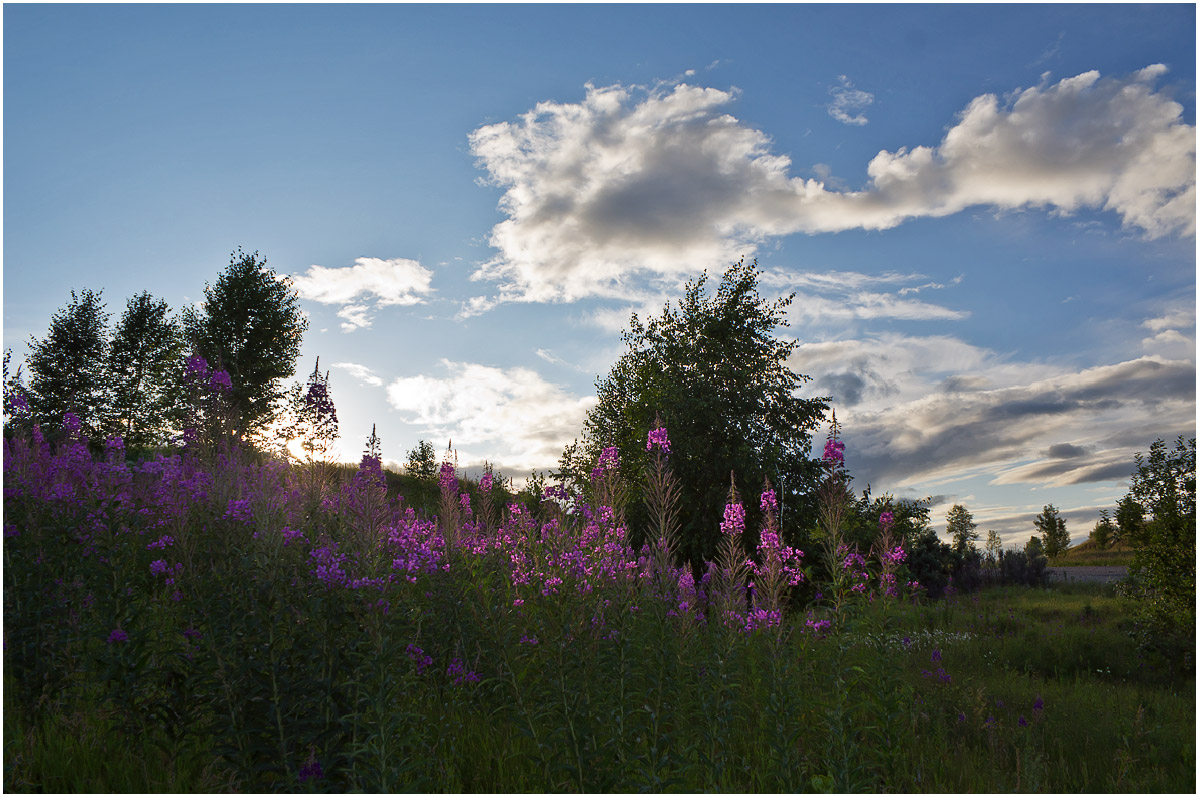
3 426 1193 792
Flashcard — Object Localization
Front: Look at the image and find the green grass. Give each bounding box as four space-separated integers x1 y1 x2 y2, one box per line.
6 581 1192 792
1049 538 1136 567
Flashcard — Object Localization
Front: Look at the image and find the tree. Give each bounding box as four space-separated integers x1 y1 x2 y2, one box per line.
1024 535 1045 560
984 529 1003 563
1034 504 1070 559
1090 509 1115 548
184 248 307 441
561 259 828 571
1119 437 1195 670
26 288 111 440
406 440 437 480
3 348 32 433
945 504 978 553
107 291 186 451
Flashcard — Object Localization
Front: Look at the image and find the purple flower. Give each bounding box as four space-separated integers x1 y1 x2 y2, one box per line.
931 648 942 662
150 559 169 576
480 471 494 492
646 427 671 454
822 438 845 465
438 460 458 493
760 488 778 513
62 412 83 438
720 501 745 536
879 510 895 530
209 369 232 393
1018 715 1029 727
957 712 966 723
298 760 323 783
107 628 129 644
1033 696 1044 713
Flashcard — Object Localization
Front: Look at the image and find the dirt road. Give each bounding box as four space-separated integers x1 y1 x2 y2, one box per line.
1045 566 1128 584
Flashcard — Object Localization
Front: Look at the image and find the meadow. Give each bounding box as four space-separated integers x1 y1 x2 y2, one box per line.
3 422 1194 793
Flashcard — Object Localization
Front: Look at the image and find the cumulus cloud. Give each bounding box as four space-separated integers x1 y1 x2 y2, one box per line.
291 257 434 330
468 68 1193 306
385 360 596 471
828 75 874 126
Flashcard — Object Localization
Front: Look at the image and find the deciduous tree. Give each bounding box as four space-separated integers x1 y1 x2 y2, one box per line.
184 248 307 441
561 259 828 571
26 289 111 440
1034 504 1070 559
107 291 186 451
945 504 978 554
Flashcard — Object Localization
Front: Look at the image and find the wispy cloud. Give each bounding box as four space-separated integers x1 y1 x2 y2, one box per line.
385 360 596 471
331 361 384 387
291 257 434 331
467 67 1193 307
797 336 1196 492
827 75 874 126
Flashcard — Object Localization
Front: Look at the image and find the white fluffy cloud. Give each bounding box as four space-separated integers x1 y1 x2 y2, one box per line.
385 360 596 471
468 68 1193 305
291 257 434 330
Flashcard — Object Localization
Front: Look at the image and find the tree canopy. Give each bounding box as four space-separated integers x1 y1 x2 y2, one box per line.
561 258 828 571
108 291 186 451
26 288 111 440
945 504 978 554
185 248 307 441
1034 504 1070 558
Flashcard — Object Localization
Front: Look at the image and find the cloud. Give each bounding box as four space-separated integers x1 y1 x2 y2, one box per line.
291 257 434 330
385 360 596 471
767 268 969 325
468 68 1193 306
828 75 874 126
331 361 383 387
825 352 1195 491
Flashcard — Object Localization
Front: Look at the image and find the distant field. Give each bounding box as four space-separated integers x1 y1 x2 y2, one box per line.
1049 538 1135 567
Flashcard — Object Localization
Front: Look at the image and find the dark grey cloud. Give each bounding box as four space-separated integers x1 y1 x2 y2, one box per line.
1047 443 1090 459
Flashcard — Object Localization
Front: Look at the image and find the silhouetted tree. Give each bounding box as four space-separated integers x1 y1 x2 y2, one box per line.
107 291 186 450
26 288 111 439
184 248 307 441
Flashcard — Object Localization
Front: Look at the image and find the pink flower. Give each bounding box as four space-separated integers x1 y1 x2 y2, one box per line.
720 501 745 536
646 427 671 454
822 438 845 465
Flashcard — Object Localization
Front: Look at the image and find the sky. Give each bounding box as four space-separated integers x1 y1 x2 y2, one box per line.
3 3 1195 548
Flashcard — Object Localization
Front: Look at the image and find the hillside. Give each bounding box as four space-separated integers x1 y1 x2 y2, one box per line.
1049 538 1135 567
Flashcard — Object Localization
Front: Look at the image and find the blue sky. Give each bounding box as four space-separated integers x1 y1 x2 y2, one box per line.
4 4 1195 547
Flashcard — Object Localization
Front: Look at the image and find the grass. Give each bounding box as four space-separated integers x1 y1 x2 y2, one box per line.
3 435 1192 792
1049 538 1136 567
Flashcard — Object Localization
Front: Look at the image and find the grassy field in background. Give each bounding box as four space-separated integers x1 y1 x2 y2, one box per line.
1049 539 1136 567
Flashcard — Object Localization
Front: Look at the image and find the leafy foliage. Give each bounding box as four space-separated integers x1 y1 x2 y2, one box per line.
1089 509 1115 548
184 248 307 441
26 288 111 440
107 292 186 451
1035 504 1070 559
561 258 827 571
945 504 978 554
1117 437 1196 671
